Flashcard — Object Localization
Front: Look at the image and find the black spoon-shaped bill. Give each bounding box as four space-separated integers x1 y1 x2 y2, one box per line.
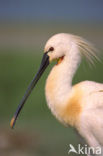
10 52 49 129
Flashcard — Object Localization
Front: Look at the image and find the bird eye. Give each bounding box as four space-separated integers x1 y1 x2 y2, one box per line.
49 47 54 52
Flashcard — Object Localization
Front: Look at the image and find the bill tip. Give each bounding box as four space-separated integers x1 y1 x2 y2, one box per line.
10 117 15 129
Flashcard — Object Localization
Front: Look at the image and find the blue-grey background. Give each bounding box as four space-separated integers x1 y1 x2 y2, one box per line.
0 1 103 156
0 0 103 21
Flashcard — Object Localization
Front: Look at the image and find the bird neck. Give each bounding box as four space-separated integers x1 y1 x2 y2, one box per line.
45 48 81 107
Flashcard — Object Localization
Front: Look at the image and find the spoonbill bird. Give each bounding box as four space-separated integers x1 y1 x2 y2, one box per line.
10 33 103 155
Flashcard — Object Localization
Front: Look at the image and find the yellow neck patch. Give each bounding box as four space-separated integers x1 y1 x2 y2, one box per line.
57 56 64 65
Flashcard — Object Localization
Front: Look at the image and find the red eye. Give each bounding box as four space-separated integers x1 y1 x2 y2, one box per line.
49 47 54 51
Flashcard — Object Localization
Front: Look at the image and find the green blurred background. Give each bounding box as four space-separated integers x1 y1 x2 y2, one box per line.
0 1 103 156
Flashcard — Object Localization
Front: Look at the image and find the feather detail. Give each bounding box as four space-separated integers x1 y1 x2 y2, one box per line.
71 35 101 65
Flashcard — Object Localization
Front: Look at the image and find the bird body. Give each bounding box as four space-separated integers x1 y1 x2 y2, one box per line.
11 33 103 155
44 33 103 155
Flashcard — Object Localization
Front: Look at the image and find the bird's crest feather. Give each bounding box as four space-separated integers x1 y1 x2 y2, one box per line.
72 35 101 65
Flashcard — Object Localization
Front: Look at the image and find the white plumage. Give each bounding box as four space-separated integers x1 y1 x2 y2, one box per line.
44 33 103 156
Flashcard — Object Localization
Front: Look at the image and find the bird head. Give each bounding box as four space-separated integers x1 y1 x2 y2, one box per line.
44 33 73 64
